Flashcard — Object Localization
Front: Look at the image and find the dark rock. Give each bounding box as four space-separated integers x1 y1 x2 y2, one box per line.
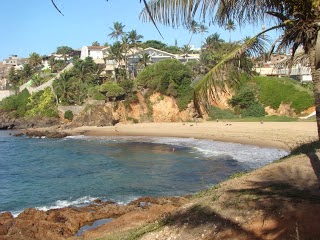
13 133 24 137
25 130 69 139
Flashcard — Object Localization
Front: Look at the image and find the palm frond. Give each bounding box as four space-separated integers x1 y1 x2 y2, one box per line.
193 33 270 114
139 0 220 28
50 0 64 16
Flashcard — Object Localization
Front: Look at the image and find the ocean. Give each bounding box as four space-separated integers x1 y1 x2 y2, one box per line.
0 131 288 216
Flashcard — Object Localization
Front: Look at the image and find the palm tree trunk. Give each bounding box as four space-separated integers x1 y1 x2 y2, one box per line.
309 46 320 140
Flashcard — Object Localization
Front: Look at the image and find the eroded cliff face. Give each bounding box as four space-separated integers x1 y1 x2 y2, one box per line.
128 93 197 122
69 92 198 127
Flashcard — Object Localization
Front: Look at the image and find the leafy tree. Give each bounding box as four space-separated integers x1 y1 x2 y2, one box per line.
141 40 167 50
100 81 125 99
21 64 33 80
163 45 181 54
26 87 58 117
88 86 106 100
56 46 73 55
7 66 19 91
92 41 100 46
137 59 193 110
0 89 30 117
56 46 74 62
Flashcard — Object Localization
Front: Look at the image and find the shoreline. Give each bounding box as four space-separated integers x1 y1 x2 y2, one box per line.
63 121 318 151
2 121 319 239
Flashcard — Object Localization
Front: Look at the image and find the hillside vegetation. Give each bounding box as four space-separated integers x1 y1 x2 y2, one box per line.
252 76 313 113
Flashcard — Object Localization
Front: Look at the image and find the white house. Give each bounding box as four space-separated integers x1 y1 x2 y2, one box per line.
80 46 108 62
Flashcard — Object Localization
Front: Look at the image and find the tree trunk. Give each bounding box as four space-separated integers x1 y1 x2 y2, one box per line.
316 28 320 70
309 44 320 139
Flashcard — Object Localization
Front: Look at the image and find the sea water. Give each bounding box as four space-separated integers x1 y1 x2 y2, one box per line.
0 131 288 216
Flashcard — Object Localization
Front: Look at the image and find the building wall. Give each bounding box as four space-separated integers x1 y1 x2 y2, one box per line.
80 47 104 60
0 90 14 101
80 46 89 60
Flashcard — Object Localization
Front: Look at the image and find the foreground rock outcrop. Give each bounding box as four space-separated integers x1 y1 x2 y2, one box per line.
0 110 60 130
0 197 187 240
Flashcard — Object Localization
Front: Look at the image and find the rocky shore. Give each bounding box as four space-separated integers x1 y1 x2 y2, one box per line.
0 110 60 130
0 196 188 240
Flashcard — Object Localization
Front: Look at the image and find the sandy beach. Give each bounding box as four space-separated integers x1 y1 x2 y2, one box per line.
65 121 318 151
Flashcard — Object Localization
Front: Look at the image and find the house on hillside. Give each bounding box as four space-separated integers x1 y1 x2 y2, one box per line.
0 62 7 90
126 47 200 76
254 52 312 82
80 46 109 63
2 55 28 67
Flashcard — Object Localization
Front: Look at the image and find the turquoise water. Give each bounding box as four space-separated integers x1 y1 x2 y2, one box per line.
0 131 288 216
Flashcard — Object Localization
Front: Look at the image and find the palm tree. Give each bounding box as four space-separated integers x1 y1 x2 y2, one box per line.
128 30 144 76
199 23 208 50
121 35 130 76
187 20 199 46
138 53 151 68
181 45 192 57
92 41 100 46
128 30 143 49
141 0 320 139
108 21 126 41
225 20 236 43
28 52 42 70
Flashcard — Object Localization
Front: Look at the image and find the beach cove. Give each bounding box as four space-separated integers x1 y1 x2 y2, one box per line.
1 121 320 240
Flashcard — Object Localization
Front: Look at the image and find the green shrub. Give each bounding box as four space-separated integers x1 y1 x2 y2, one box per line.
26 87 58 117
0 89 31 117
228 85 258 109
88 86 106 100
119 79 136 93
208 106 237 119
137 59 193 110
127 116 139 123
64 110 74 121
241 102 266 117
100 82 125 98
253 76 313 113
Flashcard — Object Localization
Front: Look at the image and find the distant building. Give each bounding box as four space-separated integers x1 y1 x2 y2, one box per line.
0 55 29 90
2 55 28 67
80 46 108 62
254 53 312 83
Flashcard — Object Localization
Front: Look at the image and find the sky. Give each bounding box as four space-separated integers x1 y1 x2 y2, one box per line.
0 0 279 60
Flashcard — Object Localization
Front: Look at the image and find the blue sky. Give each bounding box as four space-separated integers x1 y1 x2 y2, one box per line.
0 0 278 60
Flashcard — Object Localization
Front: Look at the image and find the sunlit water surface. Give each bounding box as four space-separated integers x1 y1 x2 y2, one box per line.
0 131 288 215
